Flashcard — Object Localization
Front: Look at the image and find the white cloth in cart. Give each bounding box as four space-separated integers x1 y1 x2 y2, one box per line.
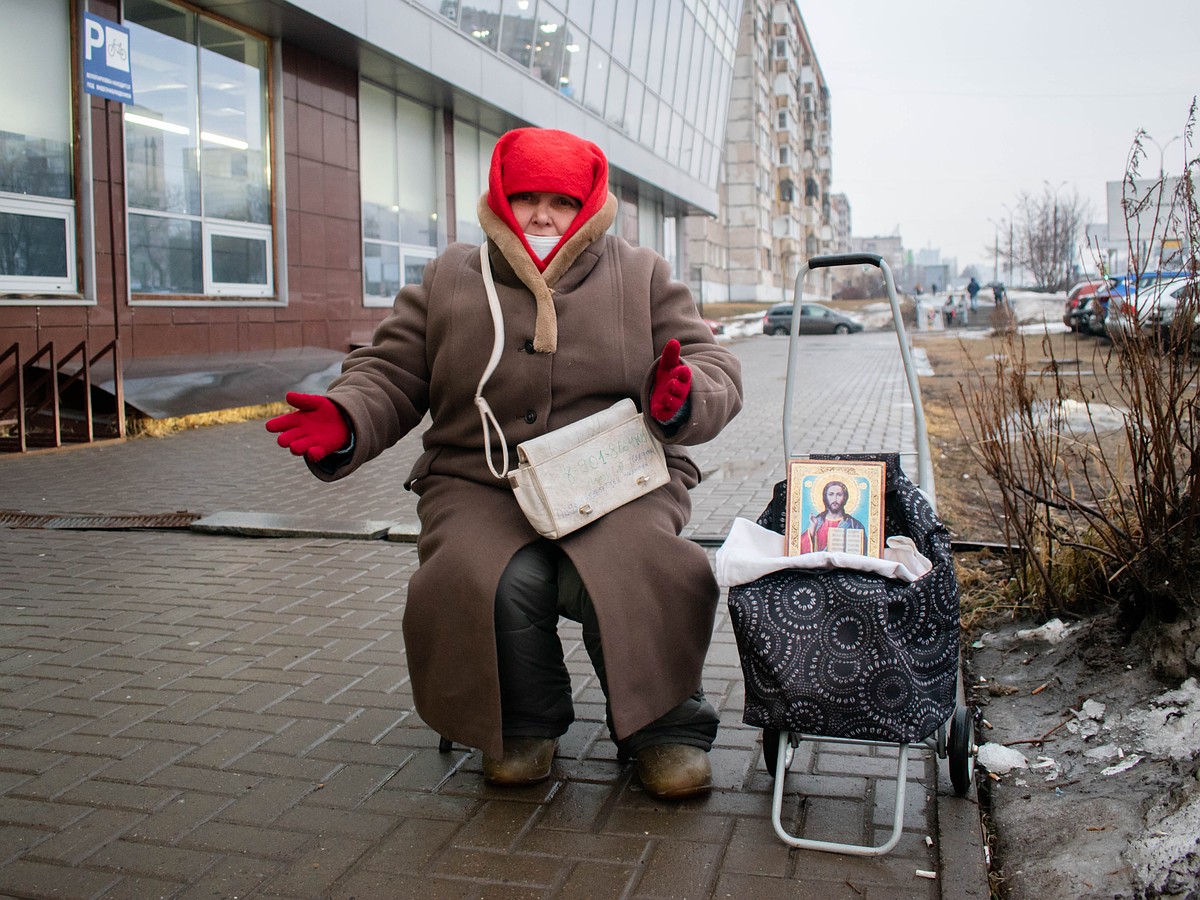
715 517 933 588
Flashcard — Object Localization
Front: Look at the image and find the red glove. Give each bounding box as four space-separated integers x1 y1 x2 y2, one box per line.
649 339 692 422
265 392 351 462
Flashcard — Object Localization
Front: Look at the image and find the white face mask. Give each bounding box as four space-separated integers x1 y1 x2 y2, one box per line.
524 233 561 261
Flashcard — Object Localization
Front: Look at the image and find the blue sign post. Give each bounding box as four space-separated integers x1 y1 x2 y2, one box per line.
83 13 134 104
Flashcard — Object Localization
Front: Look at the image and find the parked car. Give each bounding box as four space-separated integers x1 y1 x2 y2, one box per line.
1105 270 1190 319
703 318 725 336
1105 273 1192 342
1077 296 1110 337
761 302 864 335
1063 280 1105 330
1140 277 1198 344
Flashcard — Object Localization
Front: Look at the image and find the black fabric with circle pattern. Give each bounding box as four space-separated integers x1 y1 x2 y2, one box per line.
727 453 960 743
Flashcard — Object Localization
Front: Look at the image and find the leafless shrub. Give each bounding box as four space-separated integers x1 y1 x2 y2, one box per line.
957 104 1200 651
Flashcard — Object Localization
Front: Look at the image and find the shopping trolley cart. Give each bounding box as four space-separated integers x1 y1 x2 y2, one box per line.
721 253 975 856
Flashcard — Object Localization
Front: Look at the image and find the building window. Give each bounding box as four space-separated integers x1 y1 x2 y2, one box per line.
777 110 789 130
778 145 790 166
360 85 439 308
780 180 795 203
124 0 273 299
0 0 77 297
452 120 499 247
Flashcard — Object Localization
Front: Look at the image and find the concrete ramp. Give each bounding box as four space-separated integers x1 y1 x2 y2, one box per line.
94 347 346 419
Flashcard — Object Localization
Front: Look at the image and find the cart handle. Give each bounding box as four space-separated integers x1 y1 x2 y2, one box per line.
784 254 936 512
806 252 883 269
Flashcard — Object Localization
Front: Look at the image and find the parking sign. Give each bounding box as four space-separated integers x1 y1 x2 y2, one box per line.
83 13 134 104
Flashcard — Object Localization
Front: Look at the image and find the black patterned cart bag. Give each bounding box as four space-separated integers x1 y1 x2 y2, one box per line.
727 454 960 744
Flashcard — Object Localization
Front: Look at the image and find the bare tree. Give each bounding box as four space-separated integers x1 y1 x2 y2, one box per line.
1001 186 1089 291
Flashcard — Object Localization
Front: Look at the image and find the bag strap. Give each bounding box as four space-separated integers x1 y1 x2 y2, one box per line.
474 241 510 479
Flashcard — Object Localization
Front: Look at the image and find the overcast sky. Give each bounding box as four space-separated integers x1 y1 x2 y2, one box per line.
798 1 1199 278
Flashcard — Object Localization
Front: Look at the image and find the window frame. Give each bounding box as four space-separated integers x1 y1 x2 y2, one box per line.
203 219 274 297
0 0 86 303
0 194 78 295
124 0 278 305
360 83 442 308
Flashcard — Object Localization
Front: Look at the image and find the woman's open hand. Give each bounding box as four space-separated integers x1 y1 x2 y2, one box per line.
265 392 351 462
649 339 692 422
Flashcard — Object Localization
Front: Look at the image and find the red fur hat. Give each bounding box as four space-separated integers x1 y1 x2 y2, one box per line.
486 128 609 271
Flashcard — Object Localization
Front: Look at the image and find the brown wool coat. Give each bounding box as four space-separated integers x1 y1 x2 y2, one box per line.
310 193 743 757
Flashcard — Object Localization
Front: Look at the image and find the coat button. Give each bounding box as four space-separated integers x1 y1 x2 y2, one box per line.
524 410 537 424
523 339 535 354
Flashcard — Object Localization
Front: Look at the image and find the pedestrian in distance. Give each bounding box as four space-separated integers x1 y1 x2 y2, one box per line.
967 276 980 311
265 127 744 799
993 282 1007 305
942 295 956 328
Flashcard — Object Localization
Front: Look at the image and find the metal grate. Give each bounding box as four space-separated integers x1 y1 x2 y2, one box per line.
0 510 200 530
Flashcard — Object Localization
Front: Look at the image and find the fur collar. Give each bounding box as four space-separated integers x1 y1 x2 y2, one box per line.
477 192 618 353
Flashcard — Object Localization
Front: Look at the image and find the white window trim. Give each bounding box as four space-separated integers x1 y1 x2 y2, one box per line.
204 220 274 297
0 193 77 295
363 243 436 308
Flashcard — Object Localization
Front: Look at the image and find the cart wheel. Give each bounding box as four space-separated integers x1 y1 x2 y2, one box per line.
761 728 796 778
949 705 975 795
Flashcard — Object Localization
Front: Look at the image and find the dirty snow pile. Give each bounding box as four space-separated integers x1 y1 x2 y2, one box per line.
977 663 1200 896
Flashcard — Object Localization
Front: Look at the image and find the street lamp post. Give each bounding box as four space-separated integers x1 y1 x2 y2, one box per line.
1044 180 1067 289
1145 133 1182 179
1143 134 1182 266
987 218 1000 282
1001 202 1014 286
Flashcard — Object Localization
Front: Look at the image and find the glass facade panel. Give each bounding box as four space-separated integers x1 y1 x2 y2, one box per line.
0 0 72 200
404 254 431 286
460 0 502 50
624 80 644 143
589 0 616 48
0 0 77 295
604 64 628 131
610 0 634 66
675 10 695 120
125 0 272 298
532 4 566 89
0 211 68 278
125 0 201 216
128 214 203 294
646 0 668 93
211 233 268 284
453 120 485 245
360 83 400 243
640 93 660 151
628 0 653 82
363 242 399 300
411 0 459 20
500 0 536 68
657 1 680 105
415 0 738 205
581 45 609 117
395 96 438 247
559 30 587 101
199 17 270 224
361 84 438 304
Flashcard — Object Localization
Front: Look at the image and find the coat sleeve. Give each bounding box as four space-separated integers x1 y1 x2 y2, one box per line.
306 257 437 482
639 253 743 446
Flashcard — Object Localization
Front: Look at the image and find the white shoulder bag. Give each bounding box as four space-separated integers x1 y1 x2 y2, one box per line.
473 242 670 540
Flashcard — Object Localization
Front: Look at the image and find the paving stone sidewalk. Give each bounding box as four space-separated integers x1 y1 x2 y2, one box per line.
0 333 988 899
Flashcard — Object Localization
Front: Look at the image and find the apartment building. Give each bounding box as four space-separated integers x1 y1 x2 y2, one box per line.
686 0 835 304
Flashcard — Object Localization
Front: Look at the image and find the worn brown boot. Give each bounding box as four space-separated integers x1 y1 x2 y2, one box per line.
482 737 557 786
635 744 712 799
